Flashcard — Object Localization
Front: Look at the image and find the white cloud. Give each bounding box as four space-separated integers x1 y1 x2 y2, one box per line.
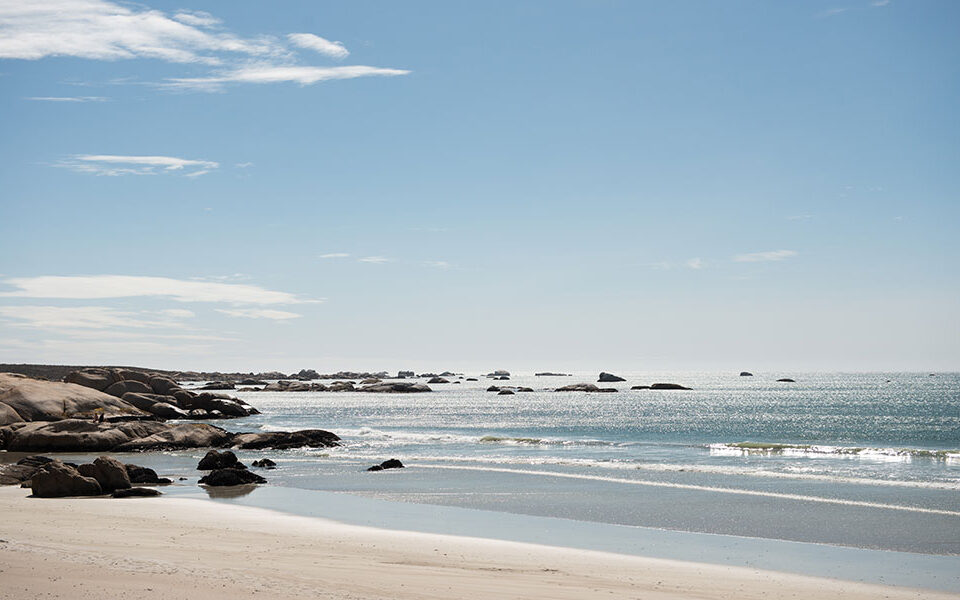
685 258 704 270
158 308 195 318
733 250 799 263
0 305 189 330
0 0 409 92
358 256 391 264
235 162 254 168
0 275 309 304
166 64 409 91
319 253 350 259
0 0 278 63
58 154 218 176
287 33 348 59
25 96 108 102
216 308 301 320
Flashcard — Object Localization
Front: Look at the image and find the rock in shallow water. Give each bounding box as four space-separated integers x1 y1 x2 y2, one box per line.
198 450 245 470
113 487 162 498
367 459 404 472
597 372 626 382
199 468 266 486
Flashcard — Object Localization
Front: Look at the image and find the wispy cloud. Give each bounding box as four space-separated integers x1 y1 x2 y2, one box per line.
0 305 192 331
165 64 409 91
425 261 452 269
57 154 218 177
358 256 392 264
287 33 348 59
0 0 408 93
0 275 310 305
685 258 705 270
733 250 799 263
25 96 108 102
215 308 302 320
319 253 350 259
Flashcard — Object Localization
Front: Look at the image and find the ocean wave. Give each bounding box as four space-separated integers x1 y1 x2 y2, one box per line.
710 442 960 461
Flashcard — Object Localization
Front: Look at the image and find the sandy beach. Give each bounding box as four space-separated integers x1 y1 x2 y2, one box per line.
0 487 953 600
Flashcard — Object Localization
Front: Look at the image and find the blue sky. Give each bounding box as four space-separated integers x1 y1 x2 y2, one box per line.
0 0 957 372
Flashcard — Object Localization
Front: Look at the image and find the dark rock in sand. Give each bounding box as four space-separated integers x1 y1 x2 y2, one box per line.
598 372 626 382
251 458 276 469
125 464 171 485
358 382 431 394
777 378 796 383
0 455 54 485
112 487 162 498
198 449 245 470
367 458 404 472
497 389 515 395
649 383 692 390
0 373 149 425
77 456 131 492
740 372 754 377
427 377 450 384
31 461 102 497
103 380 153 398
230 429 340 450
199 468 266 486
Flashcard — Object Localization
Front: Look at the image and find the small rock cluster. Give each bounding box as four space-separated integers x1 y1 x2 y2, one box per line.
22 455 169 498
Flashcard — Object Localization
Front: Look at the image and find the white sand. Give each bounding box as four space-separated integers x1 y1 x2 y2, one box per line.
0 486 953 600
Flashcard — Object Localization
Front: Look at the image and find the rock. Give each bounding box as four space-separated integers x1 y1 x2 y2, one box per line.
360 378 382 385
358 382 432 393
427 377 449 384
486 386 501 392
251 458 276 469
76 456 131 492
517 387 534 392
327 381 355 392
3 420 170 452
777 378 796 383
198 381 235 390
230 430 340 450
598 372 626 382
149 377 182 395
466 378 478 381
487 370 510 377
125 464 171 485
148 402 191 419
397 370 415 378
177 392 251 417
630 385 651 390
63 368 120 391
31 462 102 497
0 373 149 425
199 468 266 486
103 380 153 398
367 458 404 472
740 371 754 377
649 383 692 390
112 487 162 498
535 372 571 377
495 376 510 380
555 383 616 392
115 369 153 384
111 422 234 452
296 369 320 380
0 455 54 485
198 450 245 470
497 390 515 395
239 379 266 386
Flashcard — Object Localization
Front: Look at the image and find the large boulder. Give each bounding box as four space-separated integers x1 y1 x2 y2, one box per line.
598 372 626 382
198 450 245 470
358 382 432 393
113 423 234 451
199 468 266 486
77 456 131 492
63 368 120 392
115 369 153 384
555 383 617 392
149 376 182 395
103 380 153 398
0 455 54 485
125 464 171 485
31 462 103 497
0 373 149 425
230 429 340 450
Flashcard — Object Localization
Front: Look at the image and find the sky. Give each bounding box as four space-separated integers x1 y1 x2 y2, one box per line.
0 0 957 373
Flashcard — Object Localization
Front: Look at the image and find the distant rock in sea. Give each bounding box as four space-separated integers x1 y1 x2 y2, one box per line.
428 377 450 384
358 382 432 393
777 378 797 383
630 385 651 390
487 370 511 377
555 383 617 393
367 458 404 472
598 372 626 382
535 372 571 376
497 389 515 395
740 371 753 377
649 383 692 390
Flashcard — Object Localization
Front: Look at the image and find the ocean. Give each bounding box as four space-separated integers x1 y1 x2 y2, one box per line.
32 371 960 567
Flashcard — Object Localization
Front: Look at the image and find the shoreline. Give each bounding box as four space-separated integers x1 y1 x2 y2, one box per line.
1 487 957 600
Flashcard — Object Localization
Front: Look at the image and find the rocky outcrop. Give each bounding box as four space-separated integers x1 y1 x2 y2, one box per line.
199 468 266 486
740 371 754 377
113 487 162 498
487 370 510 377
427 377 449 384
251 458 276 469
198 449 245 470
230 429 339 450
396 371 415 378
197 381 235 390
103 380 153 398
367 459 404 472
125 464 171 485
114 423 234 451
631 385 651 390
295 369 320 380
598 372 626 382
358 382 432 393
555 383 617 392
77 456 131 492
649 383 692 390
0 373 149 426
0 455 54 485
31 462 102 497
497 389 515 395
